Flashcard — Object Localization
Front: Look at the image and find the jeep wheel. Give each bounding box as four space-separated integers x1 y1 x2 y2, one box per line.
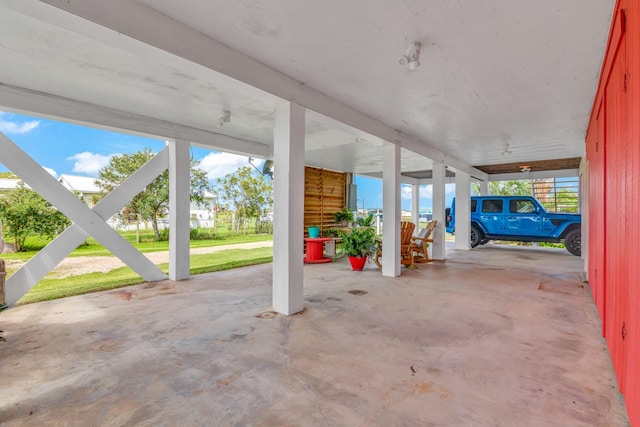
470 225 483 248
564 229 581 256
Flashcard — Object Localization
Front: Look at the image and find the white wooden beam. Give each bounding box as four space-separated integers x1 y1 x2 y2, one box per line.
3 148 170 305
382 142 401 277
417 177 457 185
272 101 305 315
401 176 420 185
454 171 471 251
411 184 419 229
35 0 483 179
0 133 167 285
478 181 489 196
0 83 271 159
432 163 446 260
168 140 191 281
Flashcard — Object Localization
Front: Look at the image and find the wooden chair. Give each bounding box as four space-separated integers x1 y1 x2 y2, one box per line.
373 221 416 269
411 220 437 263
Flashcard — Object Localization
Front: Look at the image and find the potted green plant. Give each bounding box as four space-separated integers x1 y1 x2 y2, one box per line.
323 227 340 238
334 207 354 227
355 213 375 227
340 226 378 271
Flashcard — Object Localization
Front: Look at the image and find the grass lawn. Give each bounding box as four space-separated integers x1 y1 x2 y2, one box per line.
2 231 273 262
17 247 273 305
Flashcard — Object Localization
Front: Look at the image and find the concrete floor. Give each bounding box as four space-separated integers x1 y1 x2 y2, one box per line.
0 245 630 426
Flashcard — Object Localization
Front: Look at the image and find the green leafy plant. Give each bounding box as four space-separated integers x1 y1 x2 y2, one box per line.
323 228 341 237
0 183 70 252
334 207 354 224
340 226 378 258
355 213 375 227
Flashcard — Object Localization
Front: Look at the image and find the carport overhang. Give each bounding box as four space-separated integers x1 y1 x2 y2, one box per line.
0 1 614 313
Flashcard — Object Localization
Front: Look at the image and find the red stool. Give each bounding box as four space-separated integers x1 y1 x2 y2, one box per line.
304 237 333 263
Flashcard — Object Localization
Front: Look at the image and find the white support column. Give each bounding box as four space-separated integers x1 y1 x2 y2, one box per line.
272 101 305 315
580 161 589 272
455 171 471 250
432 163 446 260
168 140 191 281
411 184 419 230
479 181 489 196
382 142 401 277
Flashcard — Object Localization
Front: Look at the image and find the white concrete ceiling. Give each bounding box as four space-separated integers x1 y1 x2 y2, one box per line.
0 0 613 177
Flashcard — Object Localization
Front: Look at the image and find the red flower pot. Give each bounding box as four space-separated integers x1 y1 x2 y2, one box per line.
348 256 367 271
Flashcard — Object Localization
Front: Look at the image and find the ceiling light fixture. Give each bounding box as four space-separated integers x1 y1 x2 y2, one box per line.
398 42 421 70
218 110 231 128
520 165 531 172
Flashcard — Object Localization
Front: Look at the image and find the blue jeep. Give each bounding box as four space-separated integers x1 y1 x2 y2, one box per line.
445 196 581 256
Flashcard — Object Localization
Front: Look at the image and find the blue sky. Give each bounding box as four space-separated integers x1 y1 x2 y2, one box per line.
0 111 450 210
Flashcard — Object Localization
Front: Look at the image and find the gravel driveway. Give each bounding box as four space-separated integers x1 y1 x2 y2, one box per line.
5 240 273 278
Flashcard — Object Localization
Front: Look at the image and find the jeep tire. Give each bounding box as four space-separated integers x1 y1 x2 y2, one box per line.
564 229 581 256
470 225 483 248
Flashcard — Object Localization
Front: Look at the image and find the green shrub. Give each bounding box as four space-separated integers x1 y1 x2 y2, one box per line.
158 228 170 241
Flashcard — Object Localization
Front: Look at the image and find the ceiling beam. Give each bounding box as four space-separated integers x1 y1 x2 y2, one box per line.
0 83 271 158
488 169 580 181
35 0 487 180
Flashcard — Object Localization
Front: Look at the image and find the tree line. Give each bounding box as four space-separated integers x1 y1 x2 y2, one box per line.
0 150 273 252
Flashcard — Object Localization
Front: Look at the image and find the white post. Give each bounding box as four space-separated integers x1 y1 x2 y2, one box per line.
455 171 471 250
272 101 305 315
479 181 489 196
411 183 419 230
580 161 589 272
382 142 401 277
432 163 446 260
168 139 191 281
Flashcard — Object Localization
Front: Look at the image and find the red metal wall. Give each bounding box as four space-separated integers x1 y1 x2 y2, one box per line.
586 1 640 424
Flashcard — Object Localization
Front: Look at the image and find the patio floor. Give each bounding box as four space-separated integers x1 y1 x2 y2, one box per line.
0 245 630 426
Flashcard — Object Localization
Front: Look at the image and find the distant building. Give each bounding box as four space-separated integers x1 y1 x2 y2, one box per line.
0 178 21 195
1 174 217 229
58 174 101 207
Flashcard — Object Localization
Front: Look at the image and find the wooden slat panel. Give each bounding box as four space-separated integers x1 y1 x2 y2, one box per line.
304 166 347 235
474 157 581 175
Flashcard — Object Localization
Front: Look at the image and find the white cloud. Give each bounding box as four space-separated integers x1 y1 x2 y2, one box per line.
0 114 40 135
199 152 255 180
402 184 435 199
401 185 412 200
419 185 433 198
43 166 58 178
67 152 114 176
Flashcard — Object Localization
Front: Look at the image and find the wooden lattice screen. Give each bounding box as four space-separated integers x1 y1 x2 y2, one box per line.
304 166 347 235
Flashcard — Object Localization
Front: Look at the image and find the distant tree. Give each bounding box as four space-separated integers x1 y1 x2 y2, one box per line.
0 183 69 251
0 172 19 179
474 180 532 196
541 187 579 213
215 166 273 233
96 148 211 240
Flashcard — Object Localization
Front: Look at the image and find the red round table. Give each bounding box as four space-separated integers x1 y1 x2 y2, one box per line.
304 237 333 264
